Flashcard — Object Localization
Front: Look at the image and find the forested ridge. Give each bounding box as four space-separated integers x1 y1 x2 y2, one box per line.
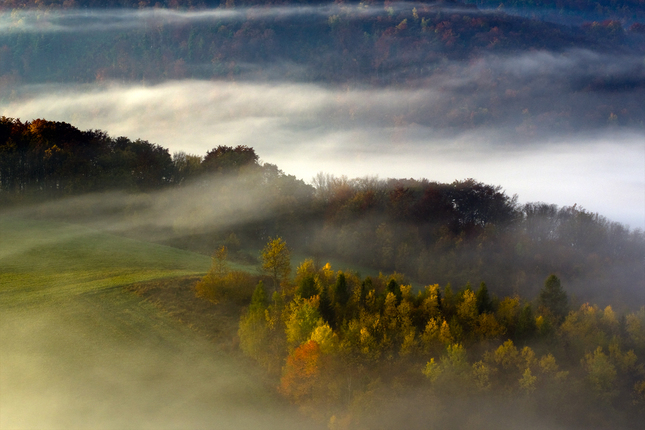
1 116 643 309
4 0 645 20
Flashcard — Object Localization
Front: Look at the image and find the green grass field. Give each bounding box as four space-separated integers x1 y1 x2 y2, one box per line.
0 217 213 305
0 216 319 430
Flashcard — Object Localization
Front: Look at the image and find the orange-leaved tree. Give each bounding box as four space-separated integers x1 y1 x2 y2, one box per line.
279 340 321 403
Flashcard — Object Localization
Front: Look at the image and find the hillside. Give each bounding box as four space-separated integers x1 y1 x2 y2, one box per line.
0 216 321 429
0 216 211 303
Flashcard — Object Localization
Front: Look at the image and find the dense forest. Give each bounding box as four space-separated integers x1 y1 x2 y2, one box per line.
4 0 645 22
215 246 645 429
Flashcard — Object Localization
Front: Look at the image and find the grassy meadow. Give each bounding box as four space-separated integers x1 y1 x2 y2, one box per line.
0 216 319 430
0 217 212 305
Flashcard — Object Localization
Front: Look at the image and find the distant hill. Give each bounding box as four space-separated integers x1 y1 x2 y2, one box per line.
2 3 645 133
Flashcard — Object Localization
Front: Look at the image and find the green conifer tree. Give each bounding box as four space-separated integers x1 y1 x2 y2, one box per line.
476 282 494 314
539 275 569 323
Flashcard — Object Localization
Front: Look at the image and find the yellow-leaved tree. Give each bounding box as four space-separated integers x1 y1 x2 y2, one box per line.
261 237 291 292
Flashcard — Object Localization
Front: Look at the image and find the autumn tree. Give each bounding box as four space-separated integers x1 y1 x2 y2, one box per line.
195 245 229 302
583 347 618 402
279 340 322 403
171 151 202 184
261 237 291 292
285 296 322 349
238 281 270 362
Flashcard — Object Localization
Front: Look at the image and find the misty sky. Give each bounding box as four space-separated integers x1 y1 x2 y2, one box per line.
0 5 643 229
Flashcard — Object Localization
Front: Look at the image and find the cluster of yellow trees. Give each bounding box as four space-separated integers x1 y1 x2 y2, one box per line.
200 238 645 427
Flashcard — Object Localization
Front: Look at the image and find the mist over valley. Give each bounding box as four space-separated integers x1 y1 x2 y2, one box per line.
1 1 645 429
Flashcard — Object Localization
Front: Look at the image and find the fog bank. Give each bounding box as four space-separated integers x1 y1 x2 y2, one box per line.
3 79 643 229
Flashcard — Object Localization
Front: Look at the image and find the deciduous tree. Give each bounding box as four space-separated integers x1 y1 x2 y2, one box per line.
261 237 291 292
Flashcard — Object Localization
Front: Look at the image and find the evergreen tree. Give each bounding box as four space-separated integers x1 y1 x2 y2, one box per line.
516 303 537 340
318 284 334 328
297 274 317 299
386 279 402 304
249 281 267 315
476 282 494 314
442 283 455 318
539 275 569 323
334 273 349 306
359 277 371 306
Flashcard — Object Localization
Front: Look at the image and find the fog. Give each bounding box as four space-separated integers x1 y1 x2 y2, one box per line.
1 5 644 228
0 299 320 430
3 78 644 229
1 5 645 429
2 174 298 243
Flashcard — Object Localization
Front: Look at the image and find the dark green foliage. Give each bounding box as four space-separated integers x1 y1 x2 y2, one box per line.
449 315 464 342
476 282 494 314
318 284 334 327
202 145 259 175
516 303 537 340
359 277 371 305
442 283 456 318
334 273 349 306
386 279 402 304
297 275 317 300
539 275 570 323
0 117 173 197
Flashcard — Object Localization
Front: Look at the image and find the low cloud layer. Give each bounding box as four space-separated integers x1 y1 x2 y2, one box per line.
2 78 644 229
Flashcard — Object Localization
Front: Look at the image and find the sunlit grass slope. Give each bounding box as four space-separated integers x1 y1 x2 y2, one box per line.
0 216 211 304
0 216 317 430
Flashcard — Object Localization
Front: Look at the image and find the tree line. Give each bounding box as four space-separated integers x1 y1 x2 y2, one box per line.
0 116 283 199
